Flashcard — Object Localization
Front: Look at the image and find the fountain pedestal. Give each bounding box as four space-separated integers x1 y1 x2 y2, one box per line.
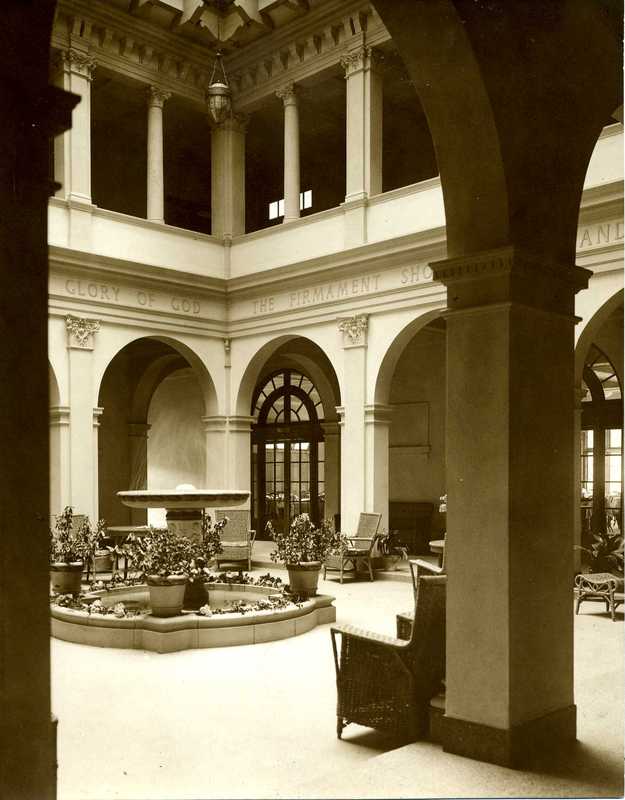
117 487 250 609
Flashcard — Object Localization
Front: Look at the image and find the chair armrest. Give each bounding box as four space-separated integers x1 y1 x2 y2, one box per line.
410 558 443 576
330 623 405 648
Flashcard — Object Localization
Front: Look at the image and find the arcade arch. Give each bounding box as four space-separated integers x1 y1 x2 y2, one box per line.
243 337 341 536
96 337 217 526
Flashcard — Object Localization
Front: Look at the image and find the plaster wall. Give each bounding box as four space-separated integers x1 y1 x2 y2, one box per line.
584 126 624 187
388 328 446 532
147 369 206 493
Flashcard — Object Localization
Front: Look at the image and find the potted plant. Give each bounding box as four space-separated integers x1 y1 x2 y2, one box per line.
126 527 195 617
377 530 408 571
50 507 97 595
576 527 624 575
267 513 341 597
185 512 226 608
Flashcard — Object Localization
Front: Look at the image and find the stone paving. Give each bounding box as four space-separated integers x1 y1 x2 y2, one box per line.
52 565 623 800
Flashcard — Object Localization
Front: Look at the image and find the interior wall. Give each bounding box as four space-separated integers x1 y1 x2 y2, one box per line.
389 327 446 532
98 351 134 526
147 369 205 525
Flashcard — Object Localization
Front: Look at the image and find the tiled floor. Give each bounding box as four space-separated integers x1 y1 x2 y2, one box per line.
52 566 623 800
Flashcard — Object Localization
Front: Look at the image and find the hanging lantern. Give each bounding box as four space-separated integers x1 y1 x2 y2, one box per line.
206 50 231 125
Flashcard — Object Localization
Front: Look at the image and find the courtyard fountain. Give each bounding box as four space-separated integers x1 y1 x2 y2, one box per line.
50 484 336 652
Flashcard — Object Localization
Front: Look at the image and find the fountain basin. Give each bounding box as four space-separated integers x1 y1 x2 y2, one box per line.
117 489 249 510
51 583 336 652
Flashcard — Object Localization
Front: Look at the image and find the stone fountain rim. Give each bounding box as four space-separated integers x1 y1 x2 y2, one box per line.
117 489 250 509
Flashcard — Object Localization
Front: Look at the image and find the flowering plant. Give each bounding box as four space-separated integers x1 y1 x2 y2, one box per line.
50 507 106 564
267 513 341 565
126 527 195 581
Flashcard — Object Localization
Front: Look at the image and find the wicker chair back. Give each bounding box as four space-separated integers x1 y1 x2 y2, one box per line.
354 512 382 540
406 575 446 694
214 509 250 542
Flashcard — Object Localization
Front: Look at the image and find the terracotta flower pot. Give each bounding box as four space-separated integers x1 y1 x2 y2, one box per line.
146 575 188 617
50 562 84 595
286 561 321 597
94 550 113 573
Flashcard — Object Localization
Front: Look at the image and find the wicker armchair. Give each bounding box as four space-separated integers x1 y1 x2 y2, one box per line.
396 552 447 640
323 512 382 583
213 510 256 572
331 574 446 741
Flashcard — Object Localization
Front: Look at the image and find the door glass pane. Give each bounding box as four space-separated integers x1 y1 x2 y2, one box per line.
605 429 622 533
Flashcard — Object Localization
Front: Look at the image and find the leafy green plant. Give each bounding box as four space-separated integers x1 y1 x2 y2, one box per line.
50 507 105 564
267 513 341 565
188 513 227 584
577 528 624 574
126 527 195 581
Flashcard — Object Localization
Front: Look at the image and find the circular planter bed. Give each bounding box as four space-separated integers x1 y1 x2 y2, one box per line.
51 582 336 652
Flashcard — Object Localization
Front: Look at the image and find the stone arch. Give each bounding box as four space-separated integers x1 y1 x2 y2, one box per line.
235 335 340 418
374 309 446 405
372 1 622 263
95 334 218 417
575 289 624 386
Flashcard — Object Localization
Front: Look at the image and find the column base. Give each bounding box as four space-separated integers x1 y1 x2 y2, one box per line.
441 705 577 768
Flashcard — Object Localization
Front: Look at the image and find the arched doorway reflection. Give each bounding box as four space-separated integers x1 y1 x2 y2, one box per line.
251 369 325 535
580 344 623 545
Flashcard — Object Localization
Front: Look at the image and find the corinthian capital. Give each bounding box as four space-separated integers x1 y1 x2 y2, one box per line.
66 315 100 350
59 48 97 80
147 86 171 108
340 46 382 77
338 314 369 348
276 82 297 106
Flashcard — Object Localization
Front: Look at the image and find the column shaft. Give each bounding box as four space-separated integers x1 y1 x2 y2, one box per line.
54 49 96 203
338 315 369 532
364 404 392 531
146 87 170 224
432 247 590 766
49 406 71 517
321 422 341 525
343 46 383 202
66 316 100 521
211 116 247 237
277 84 300 223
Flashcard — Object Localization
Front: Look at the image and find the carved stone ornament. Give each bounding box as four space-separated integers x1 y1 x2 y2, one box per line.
147 86 171 108
338 314 368 347
340 46 382 77
276 82 297 106
59 49 97 79
66 315 100 350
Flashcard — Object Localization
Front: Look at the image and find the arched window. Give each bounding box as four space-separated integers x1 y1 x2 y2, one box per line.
580 345 622 543
251 370 325 535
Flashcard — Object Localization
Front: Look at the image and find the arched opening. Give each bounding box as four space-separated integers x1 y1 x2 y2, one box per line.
243 337 341 537
376 313 447 554
96 337 215 526
580 336 623 550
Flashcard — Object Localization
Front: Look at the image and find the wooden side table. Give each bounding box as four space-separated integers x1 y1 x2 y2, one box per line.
575 572 624 621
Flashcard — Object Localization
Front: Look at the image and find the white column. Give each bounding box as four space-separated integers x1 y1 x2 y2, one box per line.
202 415 228 488
226 416 254 501
128 422 151 525
321 421 341 526
364 403 392 532
92 407 103 523
49 406 71 518
65 315 100 521
342 45 383 202
338 314 369 533
53 49 96 203
146 86 170 224
211 114 248 237
276 83 300 224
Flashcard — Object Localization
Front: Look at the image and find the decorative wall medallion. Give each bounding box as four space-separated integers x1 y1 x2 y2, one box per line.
65 315 100 350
